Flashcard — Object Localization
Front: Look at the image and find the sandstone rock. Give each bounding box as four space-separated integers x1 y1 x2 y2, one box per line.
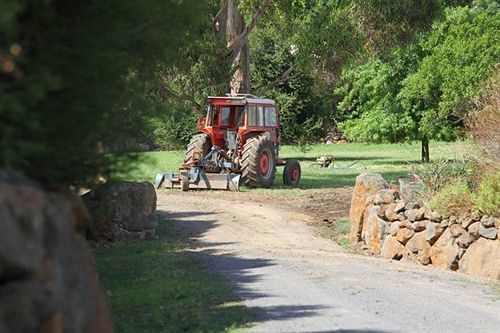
396 228 415 245
400 220 412 229
406 209 419 222
470 211 481 221
404 202 420 210
425 222 444 245
468 222 482 239
83 181 157 241
381 235 405 260
416 207 427 220
405 231 431 265
376 204 388 218
388 221 401 236
478 225 498 240
0 171 113 333
385 205 401 222
363 206 389 255
394 200 406 213
374 189 400 205
430 229 460 270
449 215 458 225
349 173 388 243
494 218 500 229
456 232 474 248
461 218 474 229
406 207 426 221
459 238 500 279
440 219 450 228
480 215 494 228
424 210 442 222
411 220 427 232
458 248 467 260
450 224 465 237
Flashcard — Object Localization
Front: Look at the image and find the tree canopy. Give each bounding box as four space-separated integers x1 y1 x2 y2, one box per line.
335 0 499 160
2 0 499 185
0 0 208 186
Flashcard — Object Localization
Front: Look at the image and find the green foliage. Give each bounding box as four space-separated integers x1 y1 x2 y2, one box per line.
399 0 500 139
473 172 500 216
0 0 207 186
147 111 199 151
335 1 499 150
350 0 444 54
250 22 328 144
428 181 474 215
336 44 422 143
332 217 351 249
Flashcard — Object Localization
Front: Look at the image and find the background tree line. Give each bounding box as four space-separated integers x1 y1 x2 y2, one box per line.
1 0 498 187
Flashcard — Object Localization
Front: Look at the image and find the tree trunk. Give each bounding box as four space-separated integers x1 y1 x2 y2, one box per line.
226 1 250 94
216 0 271 95
421 137 430 163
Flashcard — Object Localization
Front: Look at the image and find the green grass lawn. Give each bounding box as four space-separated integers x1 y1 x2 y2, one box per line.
94 217 256 333
114 141 468 191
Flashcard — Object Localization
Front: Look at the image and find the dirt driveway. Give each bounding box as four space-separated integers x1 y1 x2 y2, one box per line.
157 189 500 333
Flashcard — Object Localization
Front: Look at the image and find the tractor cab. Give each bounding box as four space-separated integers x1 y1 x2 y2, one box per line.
199 94 280 151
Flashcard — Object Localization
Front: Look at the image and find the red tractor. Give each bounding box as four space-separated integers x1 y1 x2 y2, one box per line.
156 94 301 191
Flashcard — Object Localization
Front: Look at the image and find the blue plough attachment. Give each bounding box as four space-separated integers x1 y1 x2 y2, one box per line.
155 170 240 191
155 147 240 192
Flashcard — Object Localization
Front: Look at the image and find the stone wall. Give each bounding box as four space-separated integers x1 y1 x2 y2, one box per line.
349 173 500 280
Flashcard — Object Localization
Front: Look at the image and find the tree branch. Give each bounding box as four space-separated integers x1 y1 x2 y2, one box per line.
227 0 272 58
255 64 295 95
158 84 204 116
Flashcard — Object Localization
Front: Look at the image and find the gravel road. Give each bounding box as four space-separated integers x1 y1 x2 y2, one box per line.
157 191 500 333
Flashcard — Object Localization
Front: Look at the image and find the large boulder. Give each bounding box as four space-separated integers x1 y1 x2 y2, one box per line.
83 182 157 241
459 238 500 279
349 173 388 243
381 235 405 260
430 229 460 270
362 206 389 255
0 171 113 333
404 231 431 265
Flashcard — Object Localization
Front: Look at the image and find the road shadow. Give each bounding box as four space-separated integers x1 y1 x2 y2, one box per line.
298 329 395 333
157 207 338 329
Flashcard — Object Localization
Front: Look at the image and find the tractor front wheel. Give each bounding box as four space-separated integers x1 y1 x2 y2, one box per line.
241 136 276 188
283 159 301 186
184 134 211 165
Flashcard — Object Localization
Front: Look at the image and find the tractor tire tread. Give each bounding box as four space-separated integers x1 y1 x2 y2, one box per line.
184 134 211 165
241 136 276 188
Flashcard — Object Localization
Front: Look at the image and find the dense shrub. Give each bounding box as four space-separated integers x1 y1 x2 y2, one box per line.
410 158 473 197
473 172 500 216
467 68 500 173
428 182 474 216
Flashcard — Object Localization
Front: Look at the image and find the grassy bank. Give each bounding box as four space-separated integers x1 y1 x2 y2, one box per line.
94 218 255 333
114 141 467 191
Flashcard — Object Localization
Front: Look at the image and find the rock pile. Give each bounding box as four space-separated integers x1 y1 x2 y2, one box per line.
349 173 500 279
324 131 348 144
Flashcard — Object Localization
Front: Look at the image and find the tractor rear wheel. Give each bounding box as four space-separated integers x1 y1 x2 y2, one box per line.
283 159 301 186
241 136 276 188
184 134 211 165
